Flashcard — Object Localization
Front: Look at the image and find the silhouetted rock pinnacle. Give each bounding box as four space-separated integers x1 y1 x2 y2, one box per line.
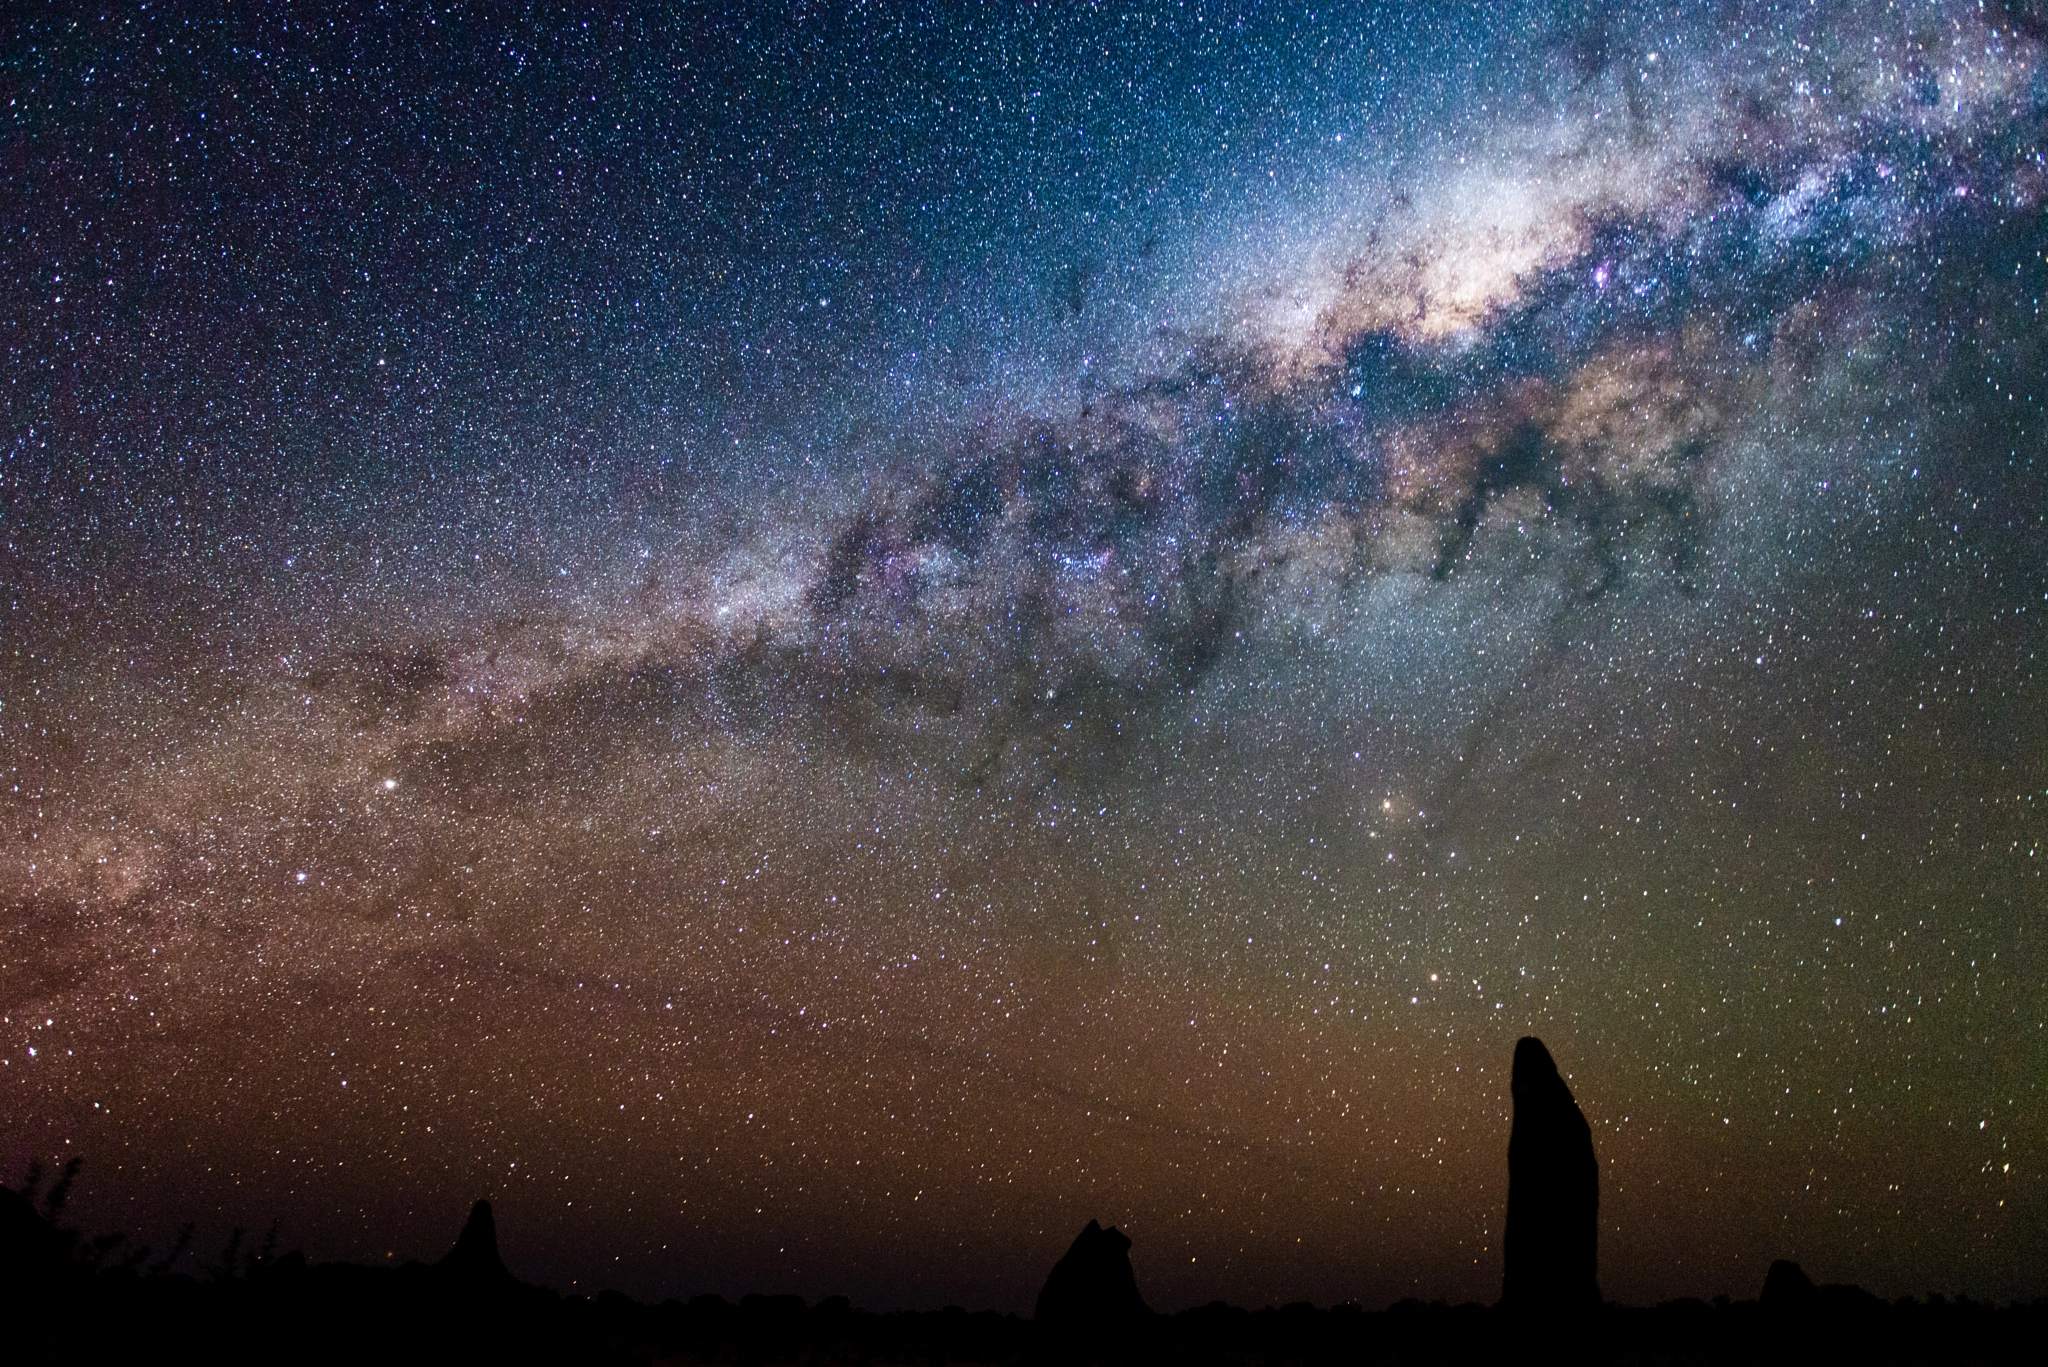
1035 1220 1149 1329
1501 1037 1600 1312
1760 1259 1818 1310
438 1199 516 1286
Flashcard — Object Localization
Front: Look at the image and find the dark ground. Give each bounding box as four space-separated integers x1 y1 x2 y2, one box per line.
3 1167 2039 1365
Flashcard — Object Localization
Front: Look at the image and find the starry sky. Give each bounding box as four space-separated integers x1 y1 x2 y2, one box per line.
3 0 2044 1313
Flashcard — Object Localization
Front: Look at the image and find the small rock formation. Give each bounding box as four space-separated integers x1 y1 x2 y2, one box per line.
1035 1220 1149 1329
1760 1259 1818 1311
437 1199 517 1287
1501 1037 1600 1312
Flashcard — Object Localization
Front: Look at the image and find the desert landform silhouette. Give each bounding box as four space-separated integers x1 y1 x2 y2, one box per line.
1035 1218 1150 1328
2 1035 2037 1363
437 1197 520 1289
1501 1034 1602 1312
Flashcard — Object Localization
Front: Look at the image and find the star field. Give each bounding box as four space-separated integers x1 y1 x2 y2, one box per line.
2 0 2044 1313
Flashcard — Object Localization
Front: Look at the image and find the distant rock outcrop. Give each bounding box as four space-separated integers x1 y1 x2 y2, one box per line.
1035 1220 1149 1329
437 1199 517 1288
1501 1037 1601 1312
1760 1259 1818 1310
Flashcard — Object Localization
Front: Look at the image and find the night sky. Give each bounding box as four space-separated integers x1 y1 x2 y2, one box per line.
3 0 2044 1314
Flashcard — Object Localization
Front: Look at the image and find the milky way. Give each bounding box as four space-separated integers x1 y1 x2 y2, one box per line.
4 1 2044 1311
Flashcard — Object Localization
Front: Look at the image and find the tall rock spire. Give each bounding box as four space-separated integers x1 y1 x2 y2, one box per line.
1501 1037 1601 1312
